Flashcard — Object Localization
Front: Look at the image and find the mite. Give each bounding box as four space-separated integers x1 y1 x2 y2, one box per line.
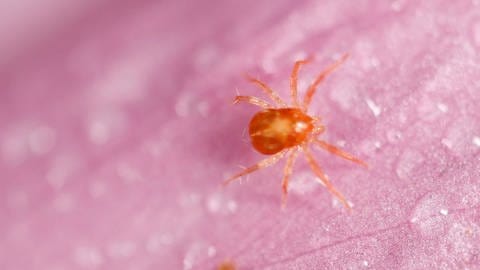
224 53 367 209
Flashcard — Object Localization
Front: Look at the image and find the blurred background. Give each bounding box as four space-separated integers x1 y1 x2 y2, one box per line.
2 0 480 269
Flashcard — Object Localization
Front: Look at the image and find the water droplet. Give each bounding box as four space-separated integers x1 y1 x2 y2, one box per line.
146 233 173 253
52 193 75 213
443 221 480 266
440 209 449 216
194 44 218 70
197 100 210 117
87 111 127 145
207 246 217 257
183 242 211 270
1 129 29 165
391 0 405 11
409 192 447 236
471 19 480 47
46 155 80 190
365 98 381 117
88 121 109 145
89 181 107 198
206 192 237 214
116 163 143 183
28 126 55 155
472 136 480 147
107 241 137 258
289 171 318 195
436 103 448 112
73 245 103 268
395 149 424 180
386 130 402 144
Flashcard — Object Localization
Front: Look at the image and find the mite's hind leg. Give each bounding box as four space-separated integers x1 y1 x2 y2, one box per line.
302 146 351 210
224 150 288 186
281 148 299 208
314 139 368 168
290 59 310 107
233 95 272 109
245 75 287 107
303 53 349 110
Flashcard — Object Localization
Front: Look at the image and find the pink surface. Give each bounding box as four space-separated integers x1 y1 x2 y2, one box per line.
1 0 480 269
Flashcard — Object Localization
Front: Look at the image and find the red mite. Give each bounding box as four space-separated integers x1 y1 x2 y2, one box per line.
225 53 368 209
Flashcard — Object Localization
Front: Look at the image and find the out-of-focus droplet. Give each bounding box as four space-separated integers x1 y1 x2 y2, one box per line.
28 126 56 155
73 245 103 268
436 103 448 113
472 136 480 147
107 241 137 258
52 193 75 213
206 192 237 215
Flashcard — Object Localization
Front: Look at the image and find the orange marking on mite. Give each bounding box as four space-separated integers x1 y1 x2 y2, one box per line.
225 53 367 209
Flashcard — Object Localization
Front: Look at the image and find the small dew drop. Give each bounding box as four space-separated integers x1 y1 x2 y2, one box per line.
441 138 453 149
107 241 137 258
386 130 402 143
183 242 210 270
290 172 319 195
363 260 369 267
179 192 202 208
391 0 405 11
146 233 173 253
440 209 449 216
53 193 75 213
472 20 480 46
116 163 143 183
206 193 237 214
436 103 448 113
73 246 103 268
28 126 56 155
227 200 237 213
46 155 80 190
1 131 28 165
88 121 110 145
395 149 424 180
193 45 218 70
262 57 276 74
89 181 107 198
336 140 346 147
197 100 210 117
87 111 126 145
365 98 381 117
472 136 480 147
374 141 382 148
207 246 217 257
409 193 447 236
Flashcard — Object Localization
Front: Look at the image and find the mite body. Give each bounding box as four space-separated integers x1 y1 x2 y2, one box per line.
225 54 367 209
249 108 315 155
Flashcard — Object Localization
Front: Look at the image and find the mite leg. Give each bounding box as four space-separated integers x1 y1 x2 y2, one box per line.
290 59 310 107
233 95 272 109
245 75 287 107
224 150 288 186
314 139 368 168
302 146 351 210
303 53 349 110
281 148 299 208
